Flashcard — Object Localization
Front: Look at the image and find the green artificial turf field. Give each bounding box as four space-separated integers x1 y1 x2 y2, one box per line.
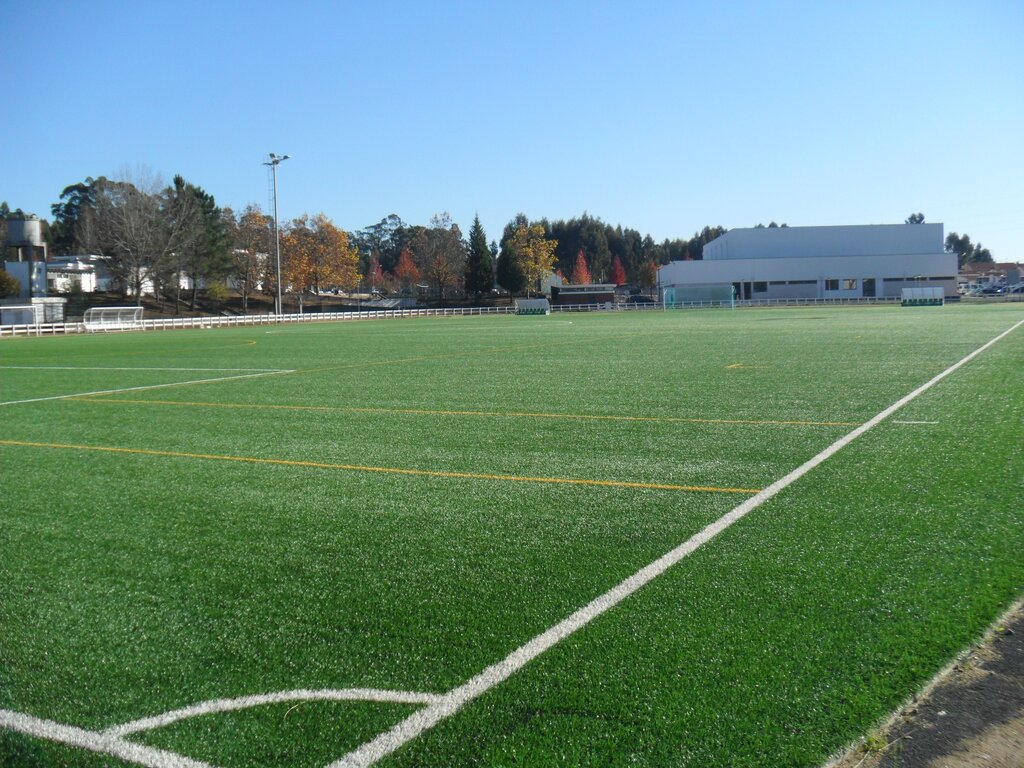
1 304 1021 767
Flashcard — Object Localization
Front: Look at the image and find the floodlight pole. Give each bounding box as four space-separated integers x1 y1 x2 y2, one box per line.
264 153 290 315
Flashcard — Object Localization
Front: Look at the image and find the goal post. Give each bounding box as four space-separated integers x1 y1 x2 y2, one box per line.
83 306 145 332
0 305 39 326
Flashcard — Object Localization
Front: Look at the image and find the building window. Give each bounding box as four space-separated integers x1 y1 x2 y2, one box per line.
825 279 839 291
753 282 767 293
843 278 857 290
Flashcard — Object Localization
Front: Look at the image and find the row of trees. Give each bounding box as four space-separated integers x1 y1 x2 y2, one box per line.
44 175 513 306
48 174 234 310
48 175 365 310
944 232 993 268
6 179 1001 309
539 214 726 286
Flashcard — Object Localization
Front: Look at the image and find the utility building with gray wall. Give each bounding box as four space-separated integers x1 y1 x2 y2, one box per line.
658 223 957 304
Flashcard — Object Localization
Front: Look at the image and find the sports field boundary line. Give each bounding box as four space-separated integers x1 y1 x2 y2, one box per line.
332 316 1024 767
105 688 444 738
0 439 760 495
0 369 294 407
0 709 211 768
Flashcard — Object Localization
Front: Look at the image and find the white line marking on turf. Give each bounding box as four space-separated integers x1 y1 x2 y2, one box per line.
0 366 283 372
0 688 442 767
105 688 444 737
0 370 294 407
1 319 1019 768
331 316 1024 768
0 709 212 768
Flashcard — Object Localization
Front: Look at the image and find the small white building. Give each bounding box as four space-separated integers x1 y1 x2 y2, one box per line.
658 223 958 303
47 257 100 293
45 255 159 297
46 255 118 293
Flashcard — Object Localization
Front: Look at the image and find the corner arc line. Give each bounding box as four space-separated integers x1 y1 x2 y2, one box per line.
105 687 443 738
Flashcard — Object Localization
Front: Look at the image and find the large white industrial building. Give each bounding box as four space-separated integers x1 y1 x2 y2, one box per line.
658 223 957 303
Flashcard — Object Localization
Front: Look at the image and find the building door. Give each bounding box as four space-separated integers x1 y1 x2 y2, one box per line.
863 278 876 298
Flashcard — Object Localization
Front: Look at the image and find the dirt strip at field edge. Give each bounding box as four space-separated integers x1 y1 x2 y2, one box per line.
831 599 1024 768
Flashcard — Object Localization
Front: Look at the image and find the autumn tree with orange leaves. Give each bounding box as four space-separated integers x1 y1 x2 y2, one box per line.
610 254 627 286
509 223 557 296
393 247 420 293
570 249 592 284
228 203 272 313
281 213 360 295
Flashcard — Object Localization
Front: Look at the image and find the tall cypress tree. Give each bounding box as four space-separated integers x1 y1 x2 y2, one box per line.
497 213 528 295
496 248 526 295
463 214 494 298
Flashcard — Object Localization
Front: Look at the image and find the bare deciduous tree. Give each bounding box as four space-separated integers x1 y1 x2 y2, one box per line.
229 204 272 314
412 213 466 300
88 169 198 304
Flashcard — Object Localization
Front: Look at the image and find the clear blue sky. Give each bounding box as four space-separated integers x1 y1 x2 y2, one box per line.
3 0 1022 259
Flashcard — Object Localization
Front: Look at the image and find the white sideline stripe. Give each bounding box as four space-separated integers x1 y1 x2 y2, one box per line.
0 370 294 406
0 709 211 768
0 366 283 372
332 316 1024 768
105 688 444 737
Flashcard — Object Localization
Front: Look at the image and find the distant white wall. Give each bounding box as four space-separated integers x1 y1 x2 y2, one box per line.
660 224 957 300
703 223 944 261
660 252 956 286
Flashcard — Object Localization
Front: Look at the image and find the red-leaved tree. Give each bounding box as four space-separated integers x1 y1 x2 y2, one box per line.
571 249 592 284
610 255 627 285
393 247 420 292
367 253 386 292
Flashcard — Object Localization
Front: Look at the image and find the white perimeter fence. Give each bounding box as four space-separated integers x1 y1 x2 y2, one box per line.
1 306 514 338
7 294 1017 338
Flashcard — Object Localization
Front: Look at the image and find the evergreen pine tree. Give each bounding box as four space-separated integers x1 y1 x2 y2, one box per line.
496 249 526 294
463 214 494 298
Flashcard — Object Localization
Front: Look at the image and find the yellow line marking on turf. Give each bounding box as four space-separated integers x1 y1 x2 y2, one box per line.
69 397 858 427
726 363 769 369
0 438 760 494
